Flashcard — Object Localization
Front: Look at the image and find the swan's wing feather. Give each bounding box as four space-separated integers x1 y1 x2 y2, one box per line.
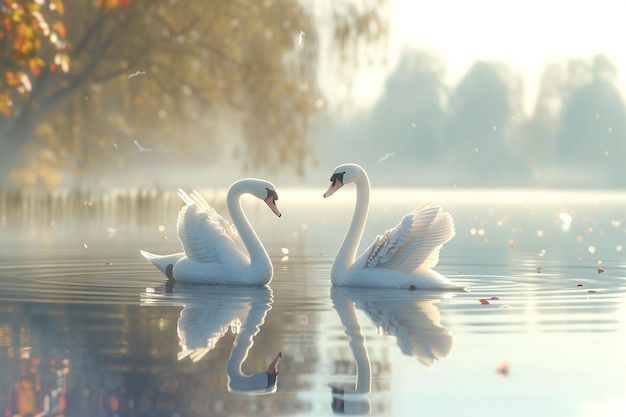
177 189 244 263
366 203 440 267
189 190 240 244
366 203 454 273
417 219 453 269
177 204 222 263
390 207 454 272
365 215 412 267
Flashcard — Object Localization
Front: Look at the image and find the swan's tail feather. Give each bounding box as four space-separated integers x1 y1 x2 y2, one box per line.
140 250 185 277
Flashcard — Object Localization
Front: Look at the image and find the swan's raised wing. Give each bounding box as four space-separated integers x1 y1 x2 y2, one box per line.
188 190 240 244
365 203 455 273
177 189 245 263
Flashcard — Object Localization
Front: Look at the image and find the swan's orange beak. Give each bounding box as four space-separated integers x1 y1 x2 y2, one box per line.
266 352 282 375
265 197 282 217
324 180 342 198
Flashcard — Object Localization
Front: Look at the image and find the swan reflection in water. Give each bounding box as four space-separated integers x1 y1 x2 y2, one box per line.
329 287 454 414
141 283 281 395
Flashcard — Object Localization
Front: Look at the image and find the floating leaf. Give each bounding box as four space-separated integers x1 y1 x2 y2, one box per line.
478 299 489 305
495 361 509 376
598 268 605 274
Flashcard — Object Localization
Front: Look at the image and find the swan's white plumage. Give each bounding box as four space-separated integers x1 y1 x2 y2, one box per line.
187 190 241 246
176 190 246 264
366 203 455 274
140 179 280 285
325 163 464 290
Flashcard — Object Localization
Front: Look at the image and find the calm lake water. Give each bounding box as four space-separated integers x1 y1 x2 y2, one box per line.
1 188 625 417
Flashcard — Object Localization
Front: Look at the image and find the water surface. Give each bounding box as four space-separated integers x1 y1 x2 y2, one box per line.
1 189 625 416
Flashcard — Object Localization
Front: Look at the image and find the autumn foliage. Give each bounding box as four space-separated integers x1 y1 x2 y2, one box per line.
0 0 70 115
0 0 130 117
97 0 129 9
1 0 387 189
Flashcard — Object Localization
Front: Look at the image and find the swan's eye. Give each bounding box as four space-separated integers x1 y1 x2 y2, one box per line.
329 172 345 187
265 188 278 201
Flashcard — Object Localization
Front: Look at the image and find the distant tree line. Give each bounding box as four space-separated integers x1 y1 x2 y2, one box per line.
329 48 626 188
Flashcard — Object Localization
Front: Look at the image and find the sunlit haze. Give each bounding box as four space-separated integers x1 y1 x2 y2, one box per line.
4 0 626 190
342 0 626 115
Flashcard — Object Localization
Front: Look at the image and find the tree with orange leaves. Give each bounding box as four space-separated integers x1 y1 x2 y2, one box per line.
0 0 129 187
0 0 69 115
1 0 388 188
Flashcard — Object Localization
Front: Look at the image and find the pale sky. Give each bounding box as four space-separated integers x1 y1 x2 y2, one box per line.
337 0 626 116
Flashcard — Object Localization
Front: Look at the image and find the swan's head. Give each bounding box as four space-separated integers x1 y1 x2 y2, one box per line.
246 179 281 217
323 163 365 198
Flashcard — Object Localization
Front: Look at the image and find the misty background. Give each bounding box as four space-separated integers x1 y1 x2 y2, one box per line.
2 0 626 191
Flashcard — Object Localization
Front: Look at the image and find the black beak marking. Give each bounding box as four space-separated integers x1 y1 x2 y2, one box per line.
265 188 278 202
330 172 345 187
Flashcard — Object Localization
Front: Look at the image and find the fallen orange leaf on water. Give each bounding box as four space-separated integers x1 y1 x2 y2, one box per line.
479 299 490 305
495 361 510 376
588 290 597 293
577 283 583 287
598 268 606 274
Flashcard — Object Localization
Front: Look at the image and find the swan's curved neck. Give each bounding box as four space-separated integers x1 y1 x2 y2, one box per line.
332 174 370 279
333 292 371 394
227 182 271 272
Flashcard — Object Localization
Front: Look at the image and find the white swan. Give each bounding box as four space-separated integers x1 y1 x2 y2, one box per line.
323 163 463 290
140 284 282 395
140 178 281 285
